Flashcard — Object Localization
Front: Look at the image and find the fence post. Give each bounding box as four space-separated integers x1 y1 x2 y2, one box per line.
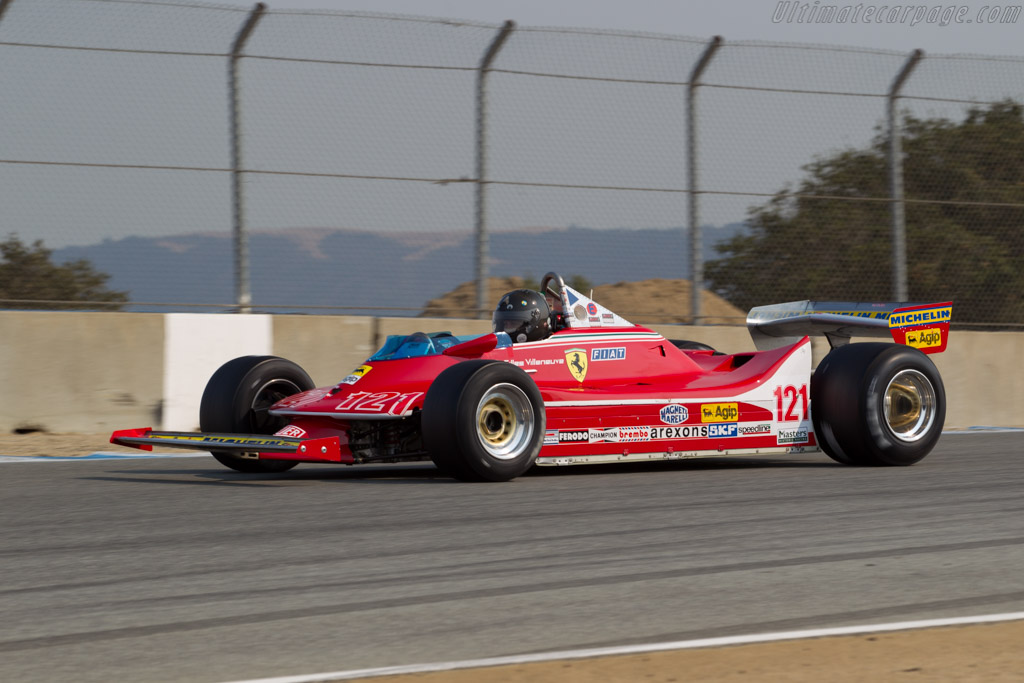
474 20 515 319
888 48 923 303
687 36 721 325
229 2 266 313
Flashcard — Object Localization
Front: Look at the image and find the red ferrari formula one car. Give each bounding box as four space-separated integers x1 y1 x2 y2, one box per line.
112 272 952 481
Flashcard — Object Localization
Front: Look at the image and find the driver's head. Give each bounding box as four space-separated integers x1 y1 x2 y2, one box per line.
493 289 552 343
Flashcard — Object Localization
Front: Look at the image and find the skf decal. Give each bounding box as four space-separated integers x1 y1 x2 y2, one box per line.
274 425 307 438
777 428 809 445
659 404 689 425
341 364 373 385
708 423 738 438
906 327 942 349
565 348 588 382
701 403 739 423
888 306 952 329
591 347 626 361
650 425 707 439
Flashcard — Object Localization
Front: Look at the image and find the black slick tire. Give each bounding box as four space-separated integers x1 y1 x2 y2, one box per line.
811 343 945 466
199 355 315 473
422 360 545 482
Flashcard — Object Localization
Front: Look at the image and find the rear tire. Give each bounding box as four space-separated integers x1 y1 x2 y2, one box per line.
199 356 315 473
422 360 545 482
811 343 945 466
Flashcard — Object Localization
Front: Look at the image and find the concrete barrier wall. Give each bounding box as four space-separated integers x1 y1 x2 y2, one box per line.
0 311 1013 432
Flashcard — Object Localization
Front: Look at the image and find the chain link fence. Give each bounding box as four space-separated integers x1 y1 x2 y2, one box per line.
2 0 1023 325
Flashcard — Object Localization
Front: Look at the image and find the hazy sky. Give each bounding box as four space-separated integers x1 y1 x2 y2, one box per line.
227 0 1024 56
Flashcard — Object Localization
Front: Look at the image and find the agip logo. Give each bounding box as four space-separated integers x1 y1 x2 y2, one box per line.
906 327 943 349
701 403 739 423
659 404 688 425
565 348 588 382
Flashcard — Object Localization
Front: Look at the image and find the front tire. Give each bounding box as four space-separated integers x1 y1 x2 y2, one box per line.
422 360 545 482
199 356 315 473
811 343 945 466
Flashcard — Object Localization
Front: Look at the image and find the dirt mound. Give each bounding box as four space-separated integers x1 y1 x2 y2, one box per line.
421 277 745 325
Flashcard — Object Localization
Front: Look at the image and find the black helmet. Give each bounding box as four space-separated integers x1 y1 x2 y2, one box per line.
493 289 552 343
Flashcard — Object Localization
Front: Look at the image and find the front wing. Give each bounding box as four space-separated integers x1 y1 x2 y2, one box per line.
110 428 349 463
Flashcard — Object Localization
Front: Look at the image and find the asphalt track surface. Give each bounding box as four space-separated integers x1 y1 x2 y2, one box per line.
1 432 1022 682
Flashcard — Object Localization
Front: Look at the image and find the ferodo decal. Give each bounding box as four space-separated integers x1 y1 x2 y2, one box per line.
274 425 307 438
906 327 942 349
558 430 588 443
565 348 589 382
341 364 373 385
701 403 739 423
659 404 689 425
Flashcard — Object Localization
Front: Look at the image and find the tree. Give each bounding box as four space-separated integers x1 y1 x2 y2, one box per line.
707 101 1024 324
0 234 128 310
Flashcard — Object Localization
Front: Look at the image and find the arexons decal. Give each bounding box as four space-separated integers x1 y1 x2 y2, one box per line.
649 425 707 439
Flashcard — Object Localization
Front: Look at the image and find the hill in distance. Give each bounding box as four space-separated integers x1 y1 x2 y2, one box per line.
54 224 747 318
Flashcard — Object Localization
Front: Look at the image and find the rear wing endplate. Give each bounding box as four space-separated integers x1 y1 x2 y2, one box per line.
747 301 952 354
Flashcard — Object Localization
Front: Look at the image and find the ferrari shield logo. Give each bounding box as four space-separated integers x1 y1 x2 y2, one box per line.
565 348 588 382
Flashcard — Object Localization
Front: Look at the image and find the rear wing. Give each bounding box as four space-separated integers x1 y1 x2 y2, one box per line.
747 301 952 354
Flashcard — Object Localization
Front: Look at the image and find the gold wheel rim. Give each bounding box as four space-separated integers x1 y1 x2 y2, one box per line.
884 369 936 443
475 383 534 460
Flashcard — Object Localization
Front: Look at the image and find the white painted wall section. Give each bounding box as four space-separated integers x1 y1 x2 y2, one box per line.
162 313 273 431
